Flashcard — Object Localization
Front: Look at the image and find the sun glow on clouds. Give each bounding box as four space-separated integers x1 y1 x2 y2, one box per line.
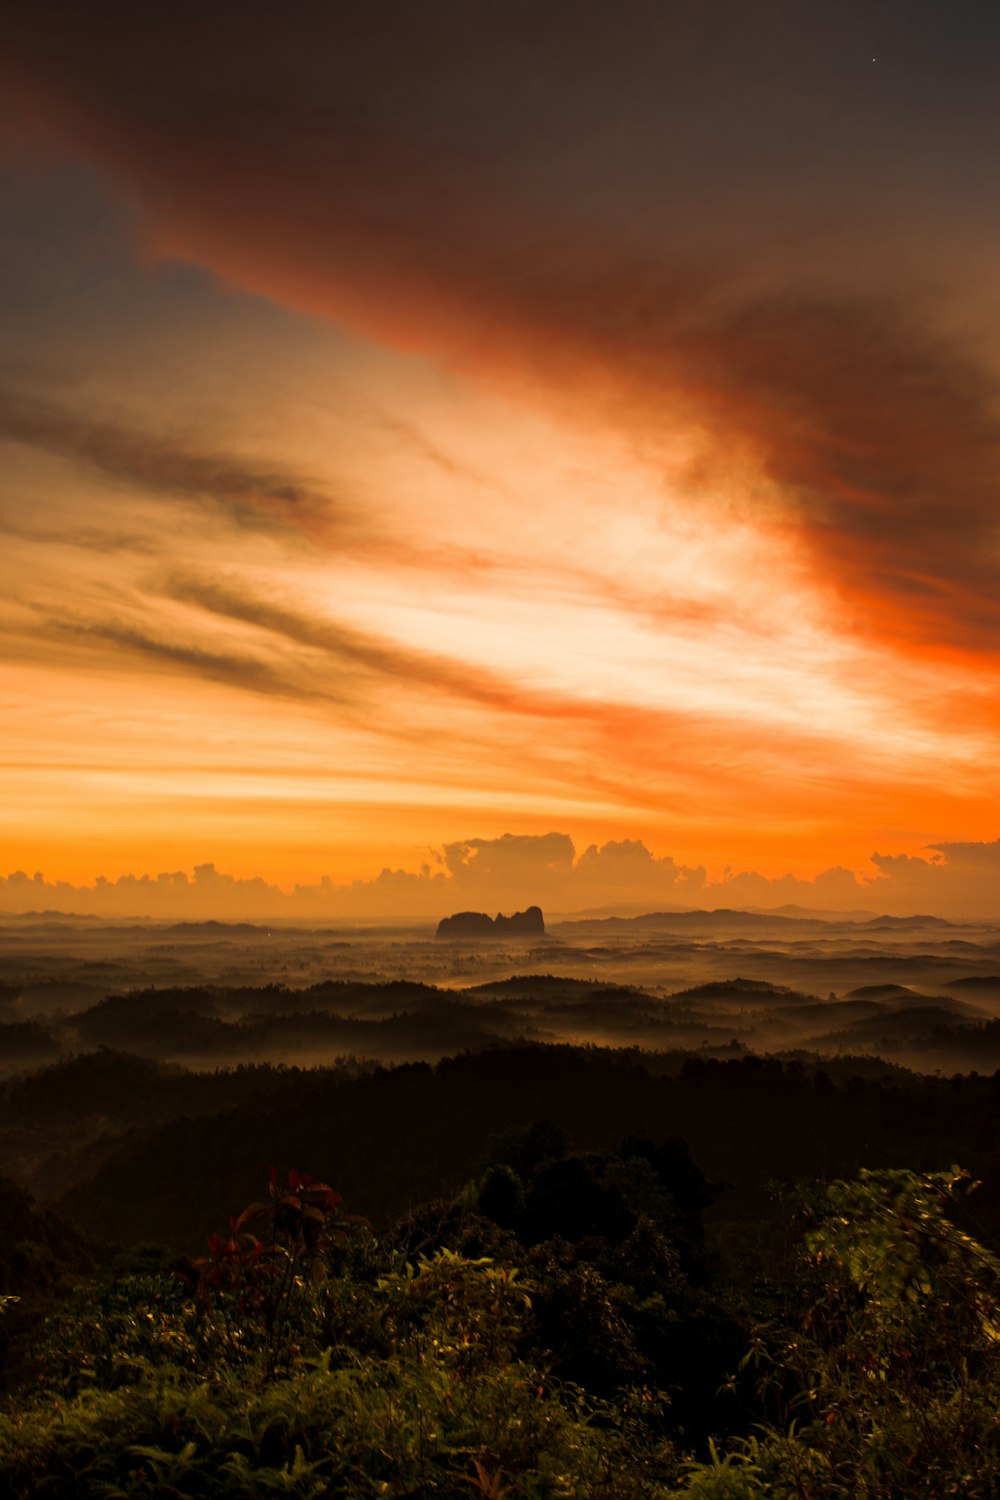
4 0 1000 911
268 390 990 783
4 307 995 895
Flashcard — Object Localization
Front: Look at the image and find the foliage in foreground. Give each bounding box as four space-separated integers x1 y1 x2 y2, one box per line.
682 1166 1000 1497
0 1353 678 1499
0 1168 680 1498
7 1156 1000 1496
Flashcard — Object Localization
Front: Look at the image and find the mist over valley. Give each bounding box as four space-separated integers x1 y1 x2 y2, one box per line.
4 906 1000 1073
4 905 1000 1238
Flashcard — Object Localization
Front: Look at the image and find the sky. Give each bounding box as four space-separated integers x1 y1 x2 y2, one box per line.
2 0 1000 920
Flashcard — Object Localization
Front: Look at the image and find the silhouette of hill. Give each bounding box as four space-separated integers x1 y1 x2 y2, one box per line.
668 979 810 1004
436 906 545 938
845 983 919 999
46 1043 1000 1258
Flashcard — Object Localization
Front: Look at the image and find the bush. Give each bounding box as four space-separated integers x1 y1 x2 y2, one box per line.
681 1166 1000 1497
0 1172 684 1498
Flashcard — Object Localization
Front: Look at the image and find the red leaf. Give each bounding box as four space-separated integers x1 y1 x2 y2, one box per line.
231 1203 266 1233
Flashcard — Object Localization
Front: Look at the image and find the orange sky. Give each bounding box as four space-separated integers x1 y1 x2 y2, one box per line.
2 2 1000 919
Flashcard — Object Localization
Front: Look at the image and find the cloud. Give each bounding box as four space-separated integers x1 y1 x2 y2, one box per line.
0 517 157 554
4 2 1000 895
441 832 576 899
0 388 346 539
574 839 707 905
165 571 793 747
717 865 870 912
6 1 1000 661
163 571 563 714
0 863 290 921
47 614 347 705
865 841 1000 917
4 831 998 922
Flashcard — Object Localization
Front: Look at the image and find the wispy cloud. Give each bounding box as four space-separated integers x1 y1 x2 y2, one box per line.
47 614 345 705
4 1 1000 891
159 570 884 767
163 571 521 706
0 513 158 555
162 569 673 721
0 388 348 539
7 5 1000 660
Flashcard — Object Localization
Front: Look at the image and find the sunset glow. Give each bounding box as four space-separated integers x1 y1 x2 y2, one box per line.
3 2 1000 920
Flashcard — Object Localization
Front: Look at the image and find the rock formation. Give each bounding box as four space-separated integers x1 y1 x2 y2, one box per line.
435 905 544 939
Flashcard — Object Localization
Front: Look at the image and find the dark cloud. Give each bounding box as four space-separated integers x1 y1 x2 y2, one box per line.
164 571 539 711
0 389 344 537
5 0 1000 656
663 295 1000 652
48 614 345 705
162 572 859 816
38 576 724 786
0 513 157 554
165 571 714 731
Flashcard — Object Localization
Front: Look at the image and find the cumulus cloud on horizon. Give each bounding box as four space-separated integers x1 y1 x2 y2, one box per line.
2 833 997 923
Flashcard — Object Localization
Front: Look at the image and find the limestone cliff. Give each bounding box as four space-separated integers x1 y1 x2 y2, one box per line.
435 905 544 939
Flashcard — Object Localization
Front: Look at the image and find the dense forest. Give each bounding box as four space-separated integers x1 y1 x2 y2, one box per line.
4 918 1000 1496
5 1028 1000 1493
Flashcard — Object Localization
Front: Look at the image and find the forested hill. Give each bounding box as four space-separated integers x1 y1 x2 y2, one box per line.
7 1040 1000 1495
49 1044 1000 1255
